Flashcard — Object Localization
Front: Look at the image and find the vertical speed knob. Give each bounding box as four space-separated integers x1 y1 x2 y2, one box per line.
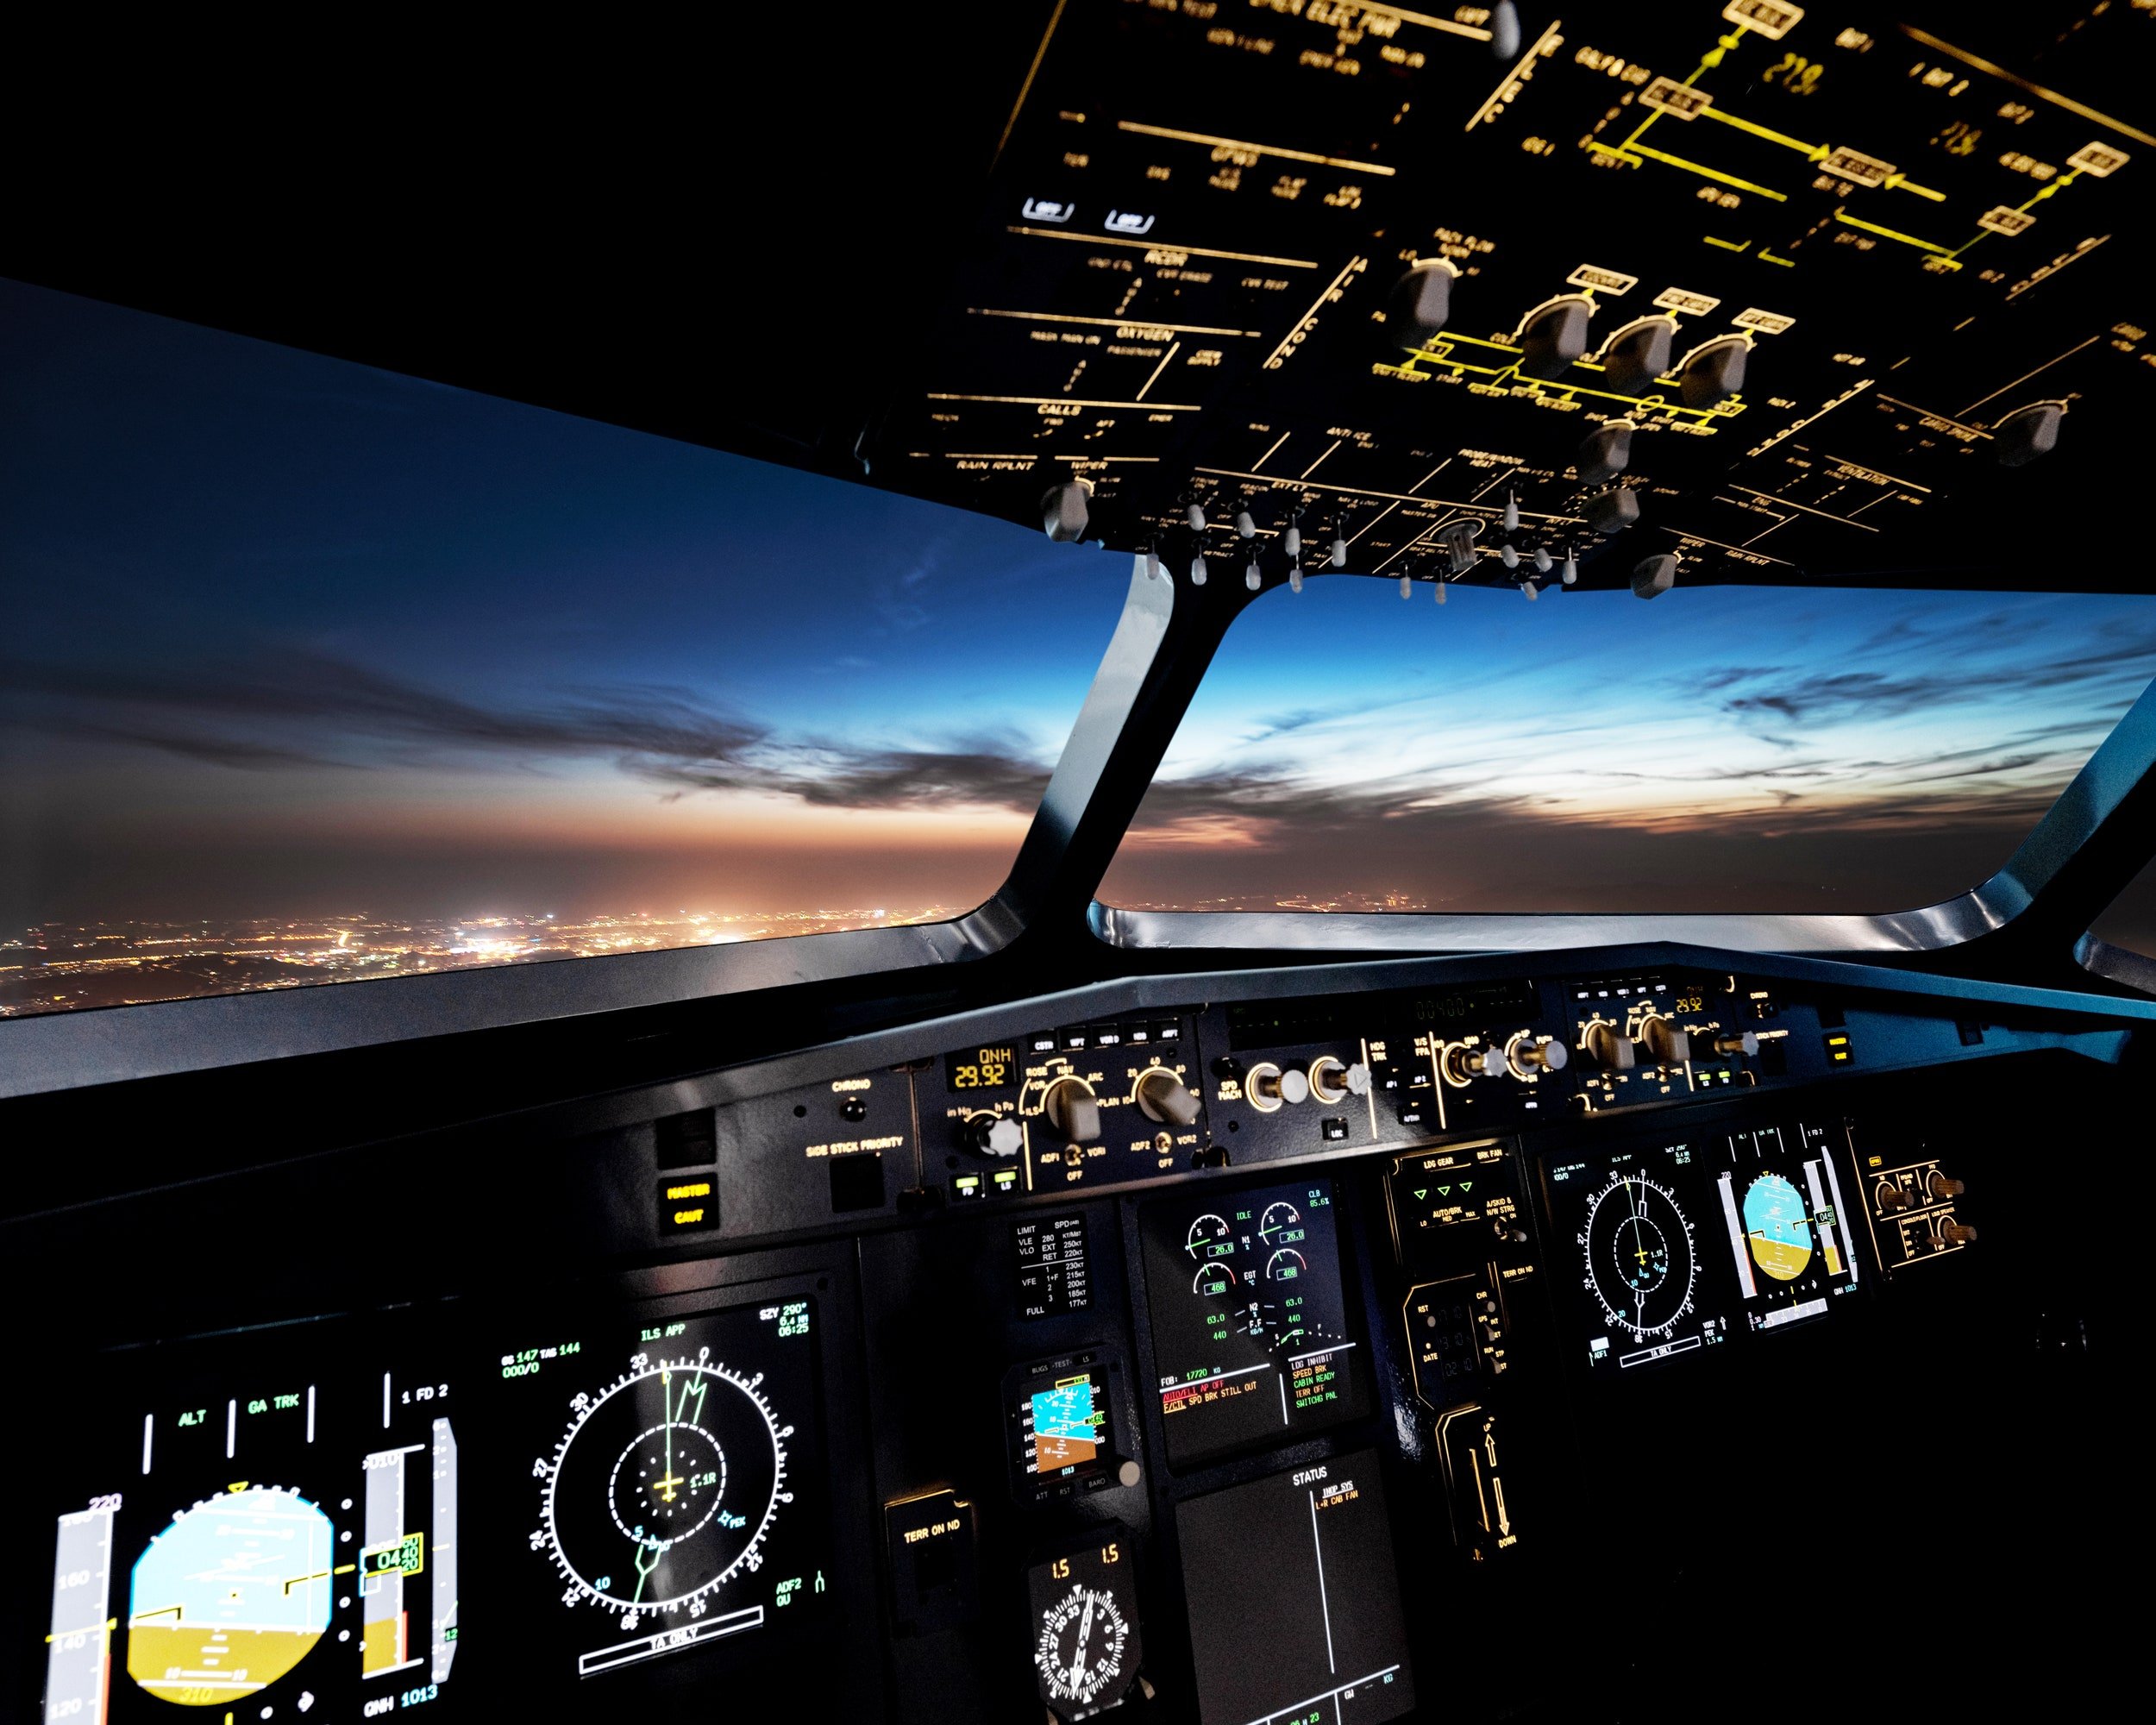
1044 1077 1102 1145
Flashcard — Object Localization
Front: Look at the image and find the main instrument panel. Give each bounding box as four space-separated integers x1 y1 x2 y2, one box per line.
15 937 2115 1722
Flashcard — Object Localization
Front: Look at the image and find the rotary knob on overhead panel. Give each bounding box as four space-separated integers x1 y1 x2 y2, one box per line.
1576 418 1634 486
1994 401 2063 467
1519 297 1593 380
1135 1067 1202 1126
1600 317 1676 391
1308 1057 1372 1104
1679 336 1748 408
1584 1021 1637 1072
963 1113 1024 1158
1247 1063 1311 1109
1639 1016 1692 1066
1044 1076 1102 1145
1443 1043 1507 1083
1385 258 1457 348
1584 487 1641 537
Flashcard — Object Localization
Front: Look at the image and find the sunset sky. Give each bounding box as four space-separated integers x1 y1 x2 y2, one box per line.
6 276 2156 940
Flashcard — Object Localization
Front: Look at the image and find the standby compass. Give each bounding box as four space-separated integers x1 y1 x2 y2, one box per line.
534 1349 796 1630
1026 1535 1144 1722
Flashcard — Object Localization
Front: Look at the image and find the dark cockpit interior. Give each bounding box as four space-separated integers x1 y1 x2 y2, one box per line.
4 3 2150 1720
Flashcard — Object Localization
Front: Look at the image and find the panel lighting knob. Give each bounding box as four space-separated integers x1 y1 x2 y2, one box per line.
965 1113 1024 1158
1509 1037 1570 1078
1712 1031 1761 1057
1520 297 1593 380
1877 1182 1914 1212
1640 1016 1692 1065
1136 1069 1203 1127
1994 400 2063 467
1445 1044 1507 1083
1309 1057 1372 1103
1585 1022 1637 1072
1935 1219 1977 1246
1928 1171 1966 1201
1601 317 1677 392
1250 1065 1312 1107
1679 336 1748 408
1045 1077 1102 1145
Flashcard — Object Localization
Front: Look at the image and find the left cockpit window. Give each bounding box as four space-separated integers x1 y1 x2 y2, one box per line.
0 279 1120 1016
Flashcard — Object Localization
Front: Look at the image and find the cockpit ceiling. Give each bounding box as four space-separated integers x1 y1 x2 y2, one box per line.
9 2 2150 599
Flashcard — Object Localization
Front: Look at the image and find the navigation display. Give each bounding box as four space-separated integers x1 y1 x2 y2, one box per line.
1139 1177 1371 1469
1176 1450 1414 1725
34 1323 462 1722
499 1298 829 1680
1545 1119 1866 1371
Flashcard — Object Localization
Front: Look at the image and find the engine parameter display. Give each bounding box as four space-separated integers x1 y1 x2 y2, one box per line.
1139 1177 1370 1468
1176 1450 1414 1725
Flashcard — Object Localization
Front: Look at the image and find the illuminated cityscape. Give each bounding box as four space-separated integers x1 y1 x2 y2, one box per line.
0 908 964 1018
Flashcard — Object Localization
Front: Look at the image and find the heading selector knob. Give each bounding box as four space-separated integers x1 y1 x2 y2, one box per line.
1444 1043 1507 1083
964 1113 1023 1158
1639 1016 1691 1066
1044 1076 1102 1145
1584 1021 1636 1072
1248 1063 1311 1109
1136 1068 1203 1126
1309 1057 1372 1104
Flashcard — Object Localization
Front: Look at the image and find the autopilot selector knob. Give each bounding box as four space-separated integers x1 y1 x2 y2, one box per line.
963 1113 1023 1158
1044 1076 1102 1145
1585 1021 1636 1072
1308 1057 1372 1104
1639 1016 1691 1066
1248 1064 1311 1108
1136 1068 1203 1126
1444 1043 1507 1083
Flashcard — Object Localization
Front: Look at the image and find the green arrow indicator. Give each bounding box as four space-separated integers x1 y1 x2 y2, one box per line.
1436 1185 1451 1197
1460 1181 1473 1193
1413 1189 1428 1201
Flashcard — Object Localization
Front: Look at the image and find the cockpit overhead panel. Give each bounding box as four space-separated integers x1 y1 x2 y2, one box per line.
876 1 2156 593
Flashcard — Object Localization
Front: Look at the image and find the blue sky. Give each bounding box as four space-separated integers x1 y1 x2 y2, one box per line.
5 276 2154 926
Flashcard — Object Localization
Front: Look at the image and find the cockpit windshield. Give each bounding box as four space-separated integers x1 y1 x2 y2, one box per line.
1100 577 2156 916
0 283 1123 1016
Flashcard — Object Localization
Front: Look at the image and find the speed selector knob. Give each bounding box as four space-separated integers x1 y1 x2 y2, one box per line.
963 1113 1023 1158
1584 1022 1636 1072
1444 1044 1506 1083
1249 1064 1311 1107
1044 1077 1102 1145
1309 1057 1371 1103
1136 1069 1202 1126
1639 1016 1691 1066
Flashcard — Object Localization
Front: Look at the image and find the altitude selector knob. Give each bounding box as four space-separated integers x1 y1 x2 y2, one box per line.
1045 1077 1102 1145
1585 1021 1637 1072
1508 1037 1570 1078
1136 1069 1203 1126
964 1113 1024 1158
